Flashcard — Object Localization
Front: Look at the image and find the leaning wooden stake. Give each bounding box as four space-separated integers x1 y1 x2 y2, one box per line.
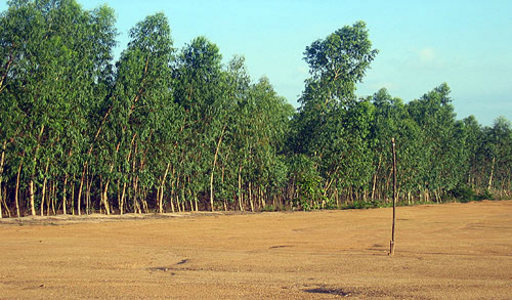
389 137 397 256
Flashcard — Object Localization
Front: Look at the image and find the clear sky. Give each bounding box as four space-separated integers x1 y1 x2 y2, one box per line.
2 0 511 125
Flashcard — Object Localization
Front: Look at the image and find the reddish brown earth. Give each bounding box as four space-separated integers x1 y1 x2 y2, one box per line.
1 200 511 299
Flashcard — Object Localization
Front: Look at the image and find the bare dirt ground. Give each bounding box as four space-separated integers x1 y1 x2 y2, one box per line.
1 200 511 299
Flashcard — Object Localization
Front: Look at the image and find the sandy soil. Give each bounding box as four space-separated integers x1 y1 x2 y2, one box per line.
1 200 511 299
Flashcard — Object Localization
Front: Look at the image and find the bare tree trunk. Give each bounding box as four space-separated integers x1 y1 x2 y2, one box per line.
120 181 127 215
169 173 176 213
77 164 86 216
238 164 244 211
335 187 339 208
210 125 226 212
102 179 111 215
259 186 265 209
488 157 496 191
46 181 51 216
40 159 49 216
1 186 11 217
28 125 45 216
0 140 6 218
159 162 171 213
51 181 56 215
15 158 23 218
29 180 36 216
86 175 92 215
389 138 397 256
71 176 75 215
175 176 181 213
221 165 227 211
140 185 149 213
187 186 194 212
248 182 254 212
62 175 68 215
372 154 382 200
180 187 186 212
133 177 141 214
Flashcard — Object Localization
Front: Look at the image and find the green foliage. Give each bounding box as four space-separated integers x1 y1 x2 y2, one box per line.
0 3 510 217
449 185 477 203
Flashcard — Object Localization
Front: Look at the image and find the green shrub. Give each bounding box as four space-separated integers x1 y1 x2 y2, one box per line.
449 185 476 203
476 189 494 201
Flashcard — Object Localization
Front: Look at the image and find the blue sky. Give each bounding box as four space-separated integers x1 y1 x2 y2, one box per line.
2 0 511 125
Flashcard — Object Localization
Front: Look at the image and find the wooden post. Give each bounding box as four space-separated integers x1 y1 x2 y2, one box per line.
389 137 397 256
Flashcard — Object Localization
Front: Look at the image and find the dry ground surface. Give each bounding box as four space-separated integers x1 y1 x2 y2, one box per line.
1 200 511 299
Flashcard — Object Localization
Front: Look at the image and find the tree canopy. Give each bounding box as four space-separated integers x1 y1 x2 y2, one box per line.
0 1 510 218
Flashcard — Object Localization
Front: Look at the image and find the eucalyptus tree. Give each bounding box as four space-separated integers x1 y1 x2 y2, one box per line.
406 83 463 201
317 100 374 205
0 0 116 216
291 21 378 206
213 56 251 211
462 116 483 189
230 76 293 211
481 117 512 194
367 88 428 203
0 0 48 216
75 4 117 215
247 77 293 208
174 36 229 211
97 13 173 214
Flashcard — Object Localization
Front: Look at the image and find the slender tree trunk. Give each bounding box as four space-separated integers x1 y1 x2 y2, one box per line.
77 163 86 216
238 164 244 211
335 187 339 208
180 187 186 212
488 157 496 191
141 187 149 213
29 125 45 216
71 176 75 215
0 140 6 218
169 174 176 213
86 175 91 214
159 162 171 213
40 159 49 216
210 125 226 212
46 181 51 216
29 180 36 216
372 154 382 200
188 187 194 212
0 182 2 218
120 181 127 215
51 181 56 215
389 138 397 256
258 186 264 209
102 179 111 215
116 179 121 214
175 175 181 213
15 158 23 218
133 177 141 214
1 186 11 217
248 182 254 212
62 175 68 215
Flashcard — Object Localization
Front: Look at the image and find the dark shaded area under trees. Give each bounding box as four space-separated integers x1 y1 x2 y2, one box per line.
0 1 510 217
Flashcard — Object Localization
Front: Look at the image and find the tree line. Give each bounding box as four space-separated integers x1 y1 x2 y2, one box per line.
0 0 510 217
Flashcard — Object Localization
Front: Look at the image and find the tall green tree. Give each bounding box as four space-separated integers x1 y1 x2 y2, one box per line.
97 12 173 214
